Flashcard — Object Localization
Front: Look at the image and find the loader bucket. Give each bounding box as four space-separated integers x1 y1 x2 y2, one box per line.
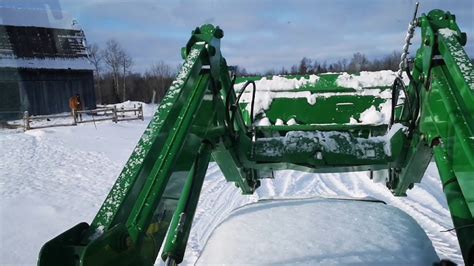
235 72 399 137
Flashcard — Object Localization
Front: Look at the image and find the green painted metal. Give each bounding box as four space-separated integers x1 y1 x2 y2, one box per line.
162 142 212 264
264 96 385 125
39 28 217 266
237 73 374 92
390 9 474 263
256 124 387 136
433 145 474 265
39 8 474 265
235 73 392 133
252 129 402 172
391 132 433 195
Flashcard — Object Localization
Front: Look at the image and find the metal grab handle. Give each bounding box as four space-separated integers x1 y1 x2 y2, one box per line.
234 80 256 129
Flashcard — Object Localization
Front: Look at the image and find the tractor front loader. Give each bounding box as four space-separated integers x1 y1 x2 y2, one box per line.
39 8 473 265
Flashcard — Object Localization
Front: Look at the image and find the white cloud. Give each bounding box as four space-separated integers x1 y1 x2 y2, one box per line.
4 0 472 72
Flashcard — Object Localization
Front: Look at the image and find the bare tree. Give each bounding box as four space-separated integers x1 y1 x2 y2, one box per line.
264 69 276 76
120 50 133 102
385 51 402 71
348 52 369 73
341 58 348 72
290 64 298 75
87 43 103 103
234 65 248 76
148 61 173 103
298 57 312 74
312 60 319 74
103 39 123 102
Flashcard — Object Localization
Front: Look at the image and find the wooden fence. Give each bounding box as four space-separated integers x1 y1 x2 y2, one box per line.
24 104 144 130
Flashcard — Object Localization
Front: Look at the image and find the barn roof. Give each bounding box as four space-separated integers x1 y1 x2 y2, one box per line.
0 8 94 71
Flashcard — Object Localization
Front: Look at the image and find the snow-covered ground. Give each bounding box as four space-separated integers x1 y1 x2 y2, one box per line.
0 100 463 265
0 104 462 265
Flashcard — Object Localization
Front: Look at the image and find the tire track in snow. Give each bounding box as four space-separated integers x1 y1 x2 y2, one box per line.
398 198 463 264
342 173 463 264
182 164 257 265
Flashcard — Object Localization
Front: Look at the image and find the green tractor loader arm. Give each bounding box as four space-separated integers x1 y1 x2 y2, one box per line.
391 10 474 263
39 9 474 265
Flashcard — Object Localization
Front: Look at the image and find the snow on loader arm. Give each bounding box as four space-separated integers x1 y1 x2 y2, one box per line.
39 9 474 266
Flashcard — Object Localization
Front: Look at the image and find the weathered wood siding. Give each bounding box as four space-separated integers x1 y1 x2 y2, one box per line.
0 68 96 120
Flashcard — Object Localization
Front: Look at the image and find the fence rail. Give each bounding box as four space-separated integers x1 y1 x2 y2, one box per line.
23 104 144 130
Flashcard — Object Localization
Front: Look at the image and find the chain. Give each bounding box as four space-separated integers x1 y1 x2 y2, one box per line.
397 2 419 78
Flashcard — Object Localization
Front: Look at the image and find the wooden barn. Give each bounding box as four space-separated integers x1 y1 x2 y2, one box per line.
0 23 96 121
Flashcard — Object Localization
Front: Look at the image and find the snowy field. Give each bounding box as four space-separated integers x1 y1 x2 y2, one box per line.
0 101 463 265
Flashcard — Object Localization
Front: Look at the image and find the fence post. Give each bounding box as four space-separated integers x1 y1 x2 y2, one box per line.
139 104 144 121
23 111 30 131
113 106 118 123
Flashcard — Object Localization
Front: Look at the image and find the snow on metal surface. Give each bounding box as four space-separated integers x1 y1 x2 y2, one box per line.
356 101 392 125
91 47 204 234
238 71 398 120
235 75 320 92
336 70 409 90
257 130 385 158
196 198 439 265
439 28 458 38
439 28 474 91
241 89 392 119
256 123 407 158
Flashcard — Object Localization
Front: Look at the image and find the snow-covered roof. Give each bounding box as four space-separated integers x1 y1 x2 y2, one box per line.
0 12 94 71
0 57 94 71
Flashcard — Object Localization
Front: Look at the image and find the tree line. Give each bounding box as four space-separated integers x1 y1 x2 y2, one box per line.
236 51 404 76
89 39 451 105
87 40 176 104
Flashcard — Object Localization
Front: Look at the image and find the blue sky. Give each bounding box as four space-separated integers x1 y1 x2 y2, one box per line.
2 0 473 73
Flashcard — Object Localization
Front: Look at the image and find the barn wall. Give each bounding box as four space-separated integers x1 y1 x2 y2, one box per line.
0 68 96 120
0 73 21 120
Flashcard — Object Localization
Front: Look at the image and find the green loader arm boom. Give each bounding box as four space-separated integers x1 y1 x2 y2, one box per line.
39 9 474 265
38 24 261 266
390 10 474 263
